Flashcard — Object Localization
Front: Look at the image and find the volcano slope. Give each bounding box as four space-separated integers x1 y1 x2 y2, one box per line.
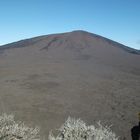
0 30 140 139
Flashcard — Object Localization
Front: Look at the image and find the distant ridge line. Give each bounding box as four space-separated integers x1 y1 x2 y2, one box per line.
0 30 140 55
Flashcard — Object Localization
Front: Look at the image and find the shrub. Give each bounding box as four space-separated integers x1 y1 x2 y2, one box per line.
48 117 119 140
0 113 40 140
0 114 119 140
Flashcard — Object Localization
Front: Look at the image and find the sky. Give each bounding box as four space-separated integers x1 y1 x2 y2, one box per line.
0 0 140 50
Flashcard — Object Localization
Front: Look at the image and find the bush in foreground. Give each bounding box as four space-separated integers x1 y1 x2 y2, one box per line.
49 117 119 140
0 113 40 140
0 114 118 140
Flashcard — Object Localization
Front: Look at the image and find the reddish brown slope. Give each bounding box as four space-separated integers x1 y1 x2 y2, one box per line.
0 30 140 139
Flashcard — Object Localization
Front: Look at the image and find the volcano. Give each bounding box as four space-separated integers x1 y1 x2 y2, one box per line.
0 30 140 139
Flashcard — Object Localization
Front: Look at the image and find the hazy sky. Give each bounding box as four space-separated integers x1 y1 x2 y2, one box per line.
0 0 140 49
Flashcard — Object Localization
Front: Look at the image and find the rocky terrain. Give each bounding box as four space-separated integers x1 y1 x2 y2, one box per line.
0 30 140 139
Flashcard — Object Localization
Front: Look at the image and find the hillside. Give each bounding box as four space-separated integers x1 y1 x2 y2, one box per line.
0 30 140 139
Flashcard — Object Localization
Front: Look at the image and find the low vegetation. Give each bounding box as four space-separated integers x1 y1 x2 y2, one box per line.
0 114 40 140
0 114 118 140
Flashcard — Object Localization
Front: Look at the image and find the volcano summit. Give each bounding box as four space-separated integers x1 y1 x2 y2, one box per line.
0 30 140 139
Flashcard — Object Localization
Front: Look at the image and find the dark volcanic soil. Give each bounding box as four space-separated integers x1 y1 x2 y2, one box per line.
0 30 140 139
